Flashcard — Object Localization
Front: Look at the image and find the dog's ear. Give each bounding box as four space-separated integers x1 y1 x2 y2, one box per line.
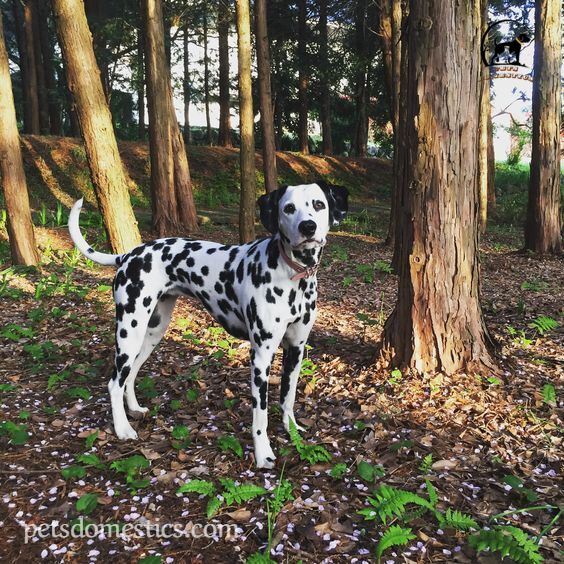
257 186 286 233
318 181 349 226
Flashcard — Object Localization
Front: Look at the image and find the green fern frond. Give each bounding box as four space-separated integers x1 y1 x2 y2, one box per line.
288 418 332 464
376 525 416 561
223 483 267 505
246 551 275 564
176 479 216 497
288 418 305 452
361 484 434 524
444 508 478 531
419 453 433 474
206 496 223 518
425 480 438 507
528 316 559 335
469 526 543 564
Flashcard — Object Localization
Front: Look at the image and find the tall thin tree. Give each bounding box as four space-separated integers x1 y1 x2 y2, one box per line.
53 0 141 254
137 1 145 139
236 0 256 242
255 0 278 192
318 0 333 155
182 24 192 145
218 0 233 147
382 0 496 374
22 0 40 133
203 7 212 145
0 10 40 265
524 0 562 254
297 0 309 154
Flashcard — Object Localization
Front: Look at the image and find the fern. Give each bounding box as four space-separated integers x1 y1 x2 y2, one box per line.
246 551 275 564
528 316 558 335
288 418 332 464
469 526 543 564
222 483 267 505
444 508 478 531
542 383 556 405
206 496 223 518
269 478 294 518
419 453 433 474
176 479 216 497
425 480 438 507
359 485 435 524
376 525 416 561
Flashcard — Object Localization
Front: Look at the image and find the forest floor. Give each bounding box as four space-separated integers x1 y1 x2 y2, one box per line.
0 141 562 563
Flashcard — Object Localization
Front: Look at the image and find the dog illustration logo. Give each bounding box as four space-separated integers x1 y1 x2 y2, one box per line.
481 20 531 68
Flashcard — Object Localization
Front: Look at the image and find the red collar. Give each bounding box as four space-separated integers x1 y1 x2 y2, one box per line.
278 239 319 281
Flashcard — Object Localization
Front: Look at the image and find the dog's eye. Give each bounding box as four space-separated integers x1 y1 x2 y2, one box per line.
283 203 296 214
313 200 326 211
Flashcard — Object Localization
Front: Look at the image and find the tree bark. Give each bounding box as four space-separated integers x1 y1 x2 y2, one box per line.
218 0 233 148
37 0 63 135
30 0 50 133
53 0 141 254
182 25 192 145
351 0 368 157
144 0 198 235
524 0 562 254
297 0 309 154
22 0 40 134
255 0 278 192
318 0 333 155
11 0 29 131
382 0 496 375
235 0 256 242
0 10 40 265
487 111 495 209
84 0 110 100
203 8 212 145
478 0 491 235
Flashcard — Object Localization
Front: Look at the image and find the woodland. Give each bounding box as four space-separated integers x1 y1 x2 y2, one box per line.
0 0 562 562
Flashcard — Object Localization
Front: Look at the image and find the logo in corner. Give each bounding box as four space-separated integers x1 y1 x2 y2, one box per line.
481 19 532 68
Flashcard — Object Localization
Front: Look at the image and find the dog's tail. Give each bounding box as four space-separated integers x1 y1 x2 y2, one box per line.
68 199 122 266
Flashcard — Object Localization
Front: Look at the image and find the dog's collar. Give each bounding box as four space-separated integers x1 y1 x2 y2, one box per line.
278 239 319 281
515 36 523 45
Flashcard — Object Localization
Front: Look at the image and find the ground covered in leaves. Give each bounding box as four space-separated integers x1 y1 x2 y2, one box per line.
0 217 562 563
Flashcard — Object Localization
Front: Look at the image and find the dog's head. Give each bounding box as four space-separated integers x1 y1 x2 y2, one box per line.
517 33 531 43
257 182 349 249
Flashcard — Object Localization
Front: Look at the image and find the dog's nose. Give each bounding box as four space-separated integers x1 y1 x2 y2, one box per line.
298 220 317 238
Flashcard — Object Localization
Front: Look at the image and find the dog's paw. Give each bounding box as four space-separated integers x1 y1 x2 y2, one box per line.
114 424 138 440
254 444 276 469
283 413 305 433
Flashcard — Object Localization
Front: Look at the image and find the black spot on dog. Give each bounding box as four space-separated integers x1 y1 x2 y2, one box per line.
187 257 195 267
191 272 204 286
256 430 261 435
201 266 209 276
288 289 296 306
87 247 94 254
214 282 223 294
218 299 232 315
273 287 283 297
131 319 137 327
259 380 267 409
280 346 301 404
207 248 217 255
143 296 152 307
116 353 129 371
116 303 125 321
120 328 128 338
266 288 276 304
303 312 311 325
148 312 161 328
266 238 280 269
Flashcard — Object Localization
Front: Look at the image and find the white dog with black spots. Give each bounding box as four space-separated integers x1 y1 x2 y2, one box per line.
69 182 348 468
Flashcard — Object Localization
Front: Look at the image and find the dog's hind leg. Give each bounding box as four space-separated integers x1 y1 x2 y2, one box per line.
125 295 177 414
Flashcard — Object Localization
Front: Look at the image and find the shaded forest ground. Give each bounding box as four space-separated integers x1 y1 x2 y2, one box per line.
0 138 562 563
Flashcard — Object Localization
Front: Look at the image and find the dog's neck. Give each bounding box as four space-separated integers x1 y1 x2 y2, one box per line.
276 234 323 280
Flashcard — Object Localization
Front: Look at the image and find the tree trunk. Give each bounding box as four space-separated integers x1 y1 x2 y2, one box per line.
318 0 333 155
0 10 40 266
478 0 490 235
255 0 278 192
84 0 110 100
137 3 145 139
203 9 212 145
182 25 192 145
218 0 233 148
487 112 495 209
297 0 309 154
22 0 40 134
524 0 562 254
30 0 50 133
53 0 141 253
37 0 63 135
236 0 256 242
12 0 29 131
351 0 368 157
382 0 496 375
144 0 198 235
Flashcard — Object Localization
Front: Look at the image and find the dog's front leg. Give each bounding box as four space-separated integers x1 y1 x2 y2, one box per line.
250 347 278 469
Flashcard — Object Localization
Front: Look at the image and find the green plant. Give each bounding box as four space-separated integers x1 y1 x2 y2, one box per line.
520 279 548 292
419 453 433 474
177 479 216 497
217 435 243 458
246 552 275 564
0 421 29 445
288 418 331 464
528 316 559 335
76 493 99 516
444 509 478 531
330 463 348 479
376 525 416 562
541 383 556 406
171 425 191 449
469 526 543 564
110 455 151 490
387 368 403 386
357 460 385 483
502 475 538 503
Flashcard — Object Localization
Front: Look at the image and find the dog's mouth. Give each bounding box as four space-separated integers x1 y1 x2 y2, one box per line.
293 238 325 250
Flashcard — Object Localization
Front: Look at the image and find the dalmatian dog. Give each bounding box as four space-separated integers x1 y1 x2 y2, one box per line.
68 182 348 468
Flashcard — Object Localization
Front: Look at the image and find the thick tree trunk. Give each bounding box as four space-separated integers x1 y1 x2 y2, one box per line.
144 0 198 235
297 0 309 154
255 0 278 192
319 0 333 155
137 5 145 139
85 0 110 100
218 0 233 148
37 0 63 135
182 25 192 145
12 0 30 131
524 0 562 254
53 0 141 253
382 0 496 375
203 9 212 145
236 0 256 242
22 0 40 134
0 11 40 266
